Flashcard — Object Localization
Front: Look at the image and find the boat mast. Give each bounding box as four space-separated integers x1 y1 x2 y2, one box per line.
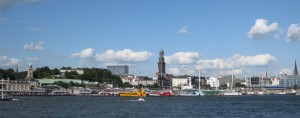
231 71 233 91
199 56 201 91
1 78 3 99
199 71 201 90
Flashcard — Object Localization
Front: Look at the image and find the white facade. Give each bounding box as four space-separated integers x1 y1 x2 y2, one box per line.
60 69 84 75
172 77 193 90
271 77 280 86
172 77 191 87
206 77 220 89
121 75 135 83
130 80 156 86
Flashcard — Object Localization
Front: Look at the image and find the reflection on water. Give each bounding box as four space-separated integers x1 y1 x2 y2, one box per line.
1 96 300 117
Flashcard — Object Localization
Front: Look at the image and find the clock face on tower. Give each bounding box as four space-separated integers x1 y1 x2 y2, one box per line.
158 48 165 74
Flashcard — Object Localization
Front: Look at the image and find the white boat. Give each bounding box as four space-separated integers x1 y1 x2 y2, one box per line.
148 93 160 97
224 90 242 95
138 98 145 101
246 92 255 95
1 78 12 101
179 90 205 96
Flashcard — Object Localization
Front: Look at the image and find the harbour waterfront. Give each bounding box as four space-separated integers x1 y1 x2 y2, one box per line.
1 96 300 118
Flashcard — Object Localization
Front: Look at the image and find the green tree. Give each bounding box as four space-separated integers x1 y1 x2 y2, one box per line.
64 71 78 79
138 84 144 89
60 67 72 70
51 68 61 75
142 76 151 80
0 69 16 80
54 81 69 89
235 82 245 87
69 81 75 87
202 84 211 90
123 82 132 88
34 66 51 78
79 68 123 87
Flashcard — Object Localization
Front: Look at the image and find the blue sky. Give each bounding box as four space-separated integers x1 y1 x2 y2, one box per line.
1 0 300 77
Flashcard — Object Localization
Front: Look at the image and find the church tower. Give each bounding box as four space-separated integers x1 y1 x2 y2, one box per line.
157 48 166 86
158 48 166 74
25 62 35 81
294 60 298 76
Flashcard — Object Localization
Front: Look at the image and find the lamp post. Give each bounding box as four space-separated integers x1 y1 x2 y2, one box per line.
199 56 201 90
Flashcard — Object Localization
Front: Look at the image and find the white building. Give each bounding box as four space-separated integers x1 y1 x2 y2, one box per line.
60 69 84 76
206 77 220 89
172 77 193 90
271 77 280 86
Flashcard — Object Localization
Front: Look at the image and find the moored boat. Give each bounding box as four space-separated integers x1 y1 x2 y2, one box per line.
179 90 205 96
119 88 147 97
223 90 242 96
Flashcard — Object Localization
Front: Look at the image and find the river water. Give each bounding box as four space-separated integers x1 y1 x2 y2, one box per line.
1 95 300 118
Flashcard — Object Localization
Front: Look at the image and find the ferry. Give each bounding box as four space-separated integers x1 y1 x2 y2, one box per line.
119 88 147 97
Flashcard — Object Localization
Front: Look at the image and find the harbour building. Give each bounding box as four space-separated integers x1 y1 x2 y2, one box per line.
279 60 300 87
7 62 38 91
245 75 271 88
107 65 129 76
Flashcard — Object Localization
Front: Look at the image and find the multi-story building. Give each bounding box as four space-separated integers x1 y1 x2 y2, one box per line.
206 77 220 89
172 77 193 90
245 76 263 87
279 75 300 87
218 76 243 88
60 69 84 76
107 65 129 76
4 63 39 92
279 60 300 87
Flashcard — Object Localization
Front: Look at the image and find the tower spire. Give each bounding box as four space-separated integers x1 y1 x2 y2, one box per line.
294 60 298 76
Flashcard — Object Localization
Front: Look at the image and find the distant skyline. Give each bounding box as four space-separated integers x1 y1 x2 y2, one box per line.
1 0 300 77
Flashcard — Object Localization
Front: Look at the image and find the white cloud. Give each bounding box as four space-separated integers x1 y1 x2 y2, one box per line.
178 26 190 34
0 0 42 11
10 58 21 65
27 27 44 32
165 52 200 65
0 56 22 67
23 42 44 51
248 19 280 39
287 23 300 42
218 69 243 75
280 68 292 75
197 54 276 70
0 56 8 60
71 48 95 58
94 49 152 65
169 67 180 75
167 53 276 76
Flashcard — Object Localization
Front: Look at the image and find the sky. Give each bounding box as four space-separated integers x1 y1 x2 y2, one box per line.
1 0 300 77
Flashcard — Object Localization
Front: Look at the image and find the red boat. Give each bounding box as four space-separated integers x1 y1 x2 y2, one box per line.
149 90 174 97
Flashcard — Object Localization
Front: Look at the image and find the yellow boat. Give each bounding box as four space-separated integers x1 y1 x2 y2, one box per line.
119 89 147 97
